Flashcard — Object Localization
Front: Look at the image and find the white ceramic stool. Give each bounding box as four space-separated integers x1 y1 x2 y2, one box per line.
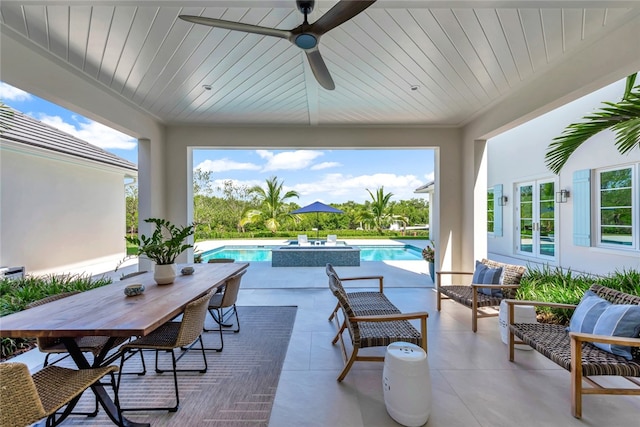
382 342 431 426
498 300 537 350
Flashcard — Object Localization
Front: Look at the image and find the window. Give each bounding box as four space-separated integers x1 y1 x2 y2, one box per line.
487 184 503 236
487 188 495 233
597 165 637 249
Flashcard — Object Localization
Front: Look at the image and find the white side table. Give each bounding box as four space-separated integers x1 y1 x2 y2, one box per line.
383 342 431 426
498 300 537 350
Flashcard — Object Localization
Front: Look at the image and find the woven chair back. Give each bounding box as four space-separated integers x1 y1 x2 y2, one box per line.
326 267 360 347
26 291 81 351
591 284 640 305
219 269 246 308
175 288 216 347
481 258 526 299
0 363 47 426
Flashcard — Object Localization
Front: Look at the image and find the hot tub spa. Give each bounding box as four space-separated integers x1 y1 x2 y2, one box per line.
271 245 361 267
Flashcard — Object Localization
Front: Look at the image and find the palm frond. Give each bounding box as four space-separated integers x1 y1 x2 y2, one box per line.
545 80 640 174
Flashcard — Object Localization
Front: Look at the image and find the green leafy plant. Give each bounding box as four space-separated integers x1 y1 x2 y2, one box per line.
125 218 194 265
516 265 640 325
545 73 640 174
0 273 112 360
421 244 435 263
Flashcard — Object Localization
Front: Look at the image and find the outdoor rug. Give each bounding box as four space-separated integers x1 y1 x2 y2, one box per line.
62 305 297 427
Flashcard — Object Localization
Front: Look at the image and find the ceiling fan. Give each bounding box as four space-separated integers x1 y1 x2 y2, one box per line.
179 0 376 90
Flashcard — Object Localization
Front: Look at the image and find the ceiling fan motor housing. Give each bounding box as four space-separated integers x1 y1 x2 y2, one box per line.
296 0 315 15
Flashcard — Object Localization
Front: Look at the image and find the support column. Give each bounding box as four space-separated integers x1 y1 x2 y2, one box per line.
137 137 167 270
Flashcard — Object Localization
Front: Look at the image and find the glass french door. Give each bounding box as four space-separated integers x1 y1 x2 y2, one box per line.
516 180 556 259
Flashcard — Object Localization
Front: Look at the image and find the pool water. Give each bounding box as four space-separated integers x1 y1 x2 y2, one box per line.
201 244 423 262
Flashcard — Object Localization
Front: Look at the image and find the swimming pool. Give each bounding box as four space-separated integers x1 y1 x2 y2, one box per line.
200 244 423 262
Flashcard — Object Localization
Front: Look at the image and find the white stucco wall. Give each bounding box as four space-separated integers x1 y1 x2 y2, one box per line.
0 143 129 275
487 78 640 275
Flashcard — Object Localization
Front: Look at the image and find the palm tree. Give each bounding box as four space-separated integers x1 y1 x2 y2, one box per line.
240 176 299 233
366 186 394 233
545 73 640 174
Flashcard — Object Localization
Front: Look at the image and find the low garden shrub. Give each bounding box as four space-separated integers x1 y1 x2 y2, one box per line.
517 265 640 325
0 273 112 360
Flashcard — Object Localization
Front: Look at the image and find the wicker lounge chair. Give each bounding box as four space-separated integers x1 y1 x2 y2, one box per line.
506 284 640 418
327 266 428 381
436 258 526 332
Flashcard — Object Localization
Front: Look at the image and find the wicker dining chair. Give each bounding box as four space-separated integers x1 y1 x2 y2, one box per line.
116 288 215 413
26 292 126 368
203 269 247 352
0 362 119 427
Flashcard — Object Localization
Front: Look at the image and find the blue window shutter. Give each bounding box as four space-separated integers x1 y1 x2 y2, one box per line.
494 184 503 237
573 169 591 247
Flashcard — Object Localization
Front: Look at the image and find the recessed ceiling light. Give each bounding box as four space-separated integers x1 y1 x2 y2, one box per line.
410 85 419 91
202 84 212 90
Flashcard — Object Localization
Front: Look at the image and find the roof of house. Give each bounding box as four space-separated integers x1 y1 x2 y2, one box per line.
414 181 434 194
0 107 137 172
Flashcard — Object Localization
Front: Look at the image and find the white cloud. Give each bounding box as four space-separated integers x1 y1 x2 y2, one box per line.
424 171 435 182
0 82 32 101
293 173 424 202
257 149 324 171
310 161 341 170
196 158 261 173
37 114 136 150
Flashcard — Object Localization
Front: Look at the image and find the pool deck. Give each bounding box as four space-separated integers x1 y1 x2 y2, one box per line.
98 238 433 289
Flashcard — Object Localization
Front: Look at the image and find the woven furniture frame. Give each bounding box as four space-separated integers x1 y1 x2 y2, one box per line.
203 269 246 351
326 264 401 345
0 362 119 427
326 264 428 382
26 292 128 368
436 258 526 332
506 284 640 419
116 288 216 413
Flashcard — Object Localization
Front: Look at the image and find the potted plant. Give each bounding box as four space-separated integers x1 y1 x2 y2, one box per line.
422 244 435 280
125 218 194 284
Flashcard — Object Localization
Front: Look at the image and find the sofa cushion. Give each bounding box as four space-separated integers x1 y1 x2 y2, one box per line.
568 290 610 334
592 304 640 360
472 261 503 297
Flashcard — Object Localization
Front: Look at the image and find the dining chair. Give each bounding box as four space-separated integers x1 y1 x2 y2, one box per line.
116 288 215 412
203 269 246 352
0 362 119 427
26 291 126 368
25 291 129 418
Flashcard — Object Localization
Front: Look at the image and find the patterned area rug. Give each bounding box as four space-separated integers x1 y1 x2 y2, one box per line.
61 306 297 427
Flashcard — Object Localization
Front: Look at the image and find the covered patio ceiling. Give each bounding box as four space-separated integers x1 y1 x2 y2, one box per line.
1 1 639 272
1 1 639 129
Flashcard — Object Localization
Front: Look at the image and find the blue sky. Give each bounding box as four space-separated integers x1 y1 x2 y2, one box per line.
1 82 434 206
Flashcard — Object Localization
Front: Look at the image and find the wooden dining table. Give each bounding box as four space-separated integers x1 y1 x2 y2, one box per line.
0 262 249 427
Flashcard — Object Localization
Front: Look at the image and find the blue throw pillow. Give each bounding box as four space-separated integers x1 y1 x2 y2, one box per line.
567 290 610 334
592 304 640 360
472 261 503 297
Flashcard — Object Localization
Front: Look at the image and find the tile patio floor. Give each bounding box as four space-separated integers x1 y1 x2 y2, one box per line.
14 240 640 426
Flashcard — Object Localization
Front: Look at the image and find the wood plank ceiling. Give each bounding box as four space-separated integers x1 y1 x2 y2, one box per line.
0 1 638 127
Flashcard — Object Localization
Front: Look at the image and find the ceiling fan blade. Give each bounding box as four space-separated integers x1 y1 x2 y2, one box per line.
305 49 335 90
310 0 376 35
179 15 291 40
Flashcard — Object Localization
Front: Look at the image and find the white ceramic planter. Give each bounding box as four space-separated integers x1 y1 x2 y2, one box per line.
154 263 177 285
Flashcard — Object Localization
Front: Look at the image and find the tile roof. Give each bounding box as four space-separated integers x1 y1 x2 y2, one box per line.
0 107 137 172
